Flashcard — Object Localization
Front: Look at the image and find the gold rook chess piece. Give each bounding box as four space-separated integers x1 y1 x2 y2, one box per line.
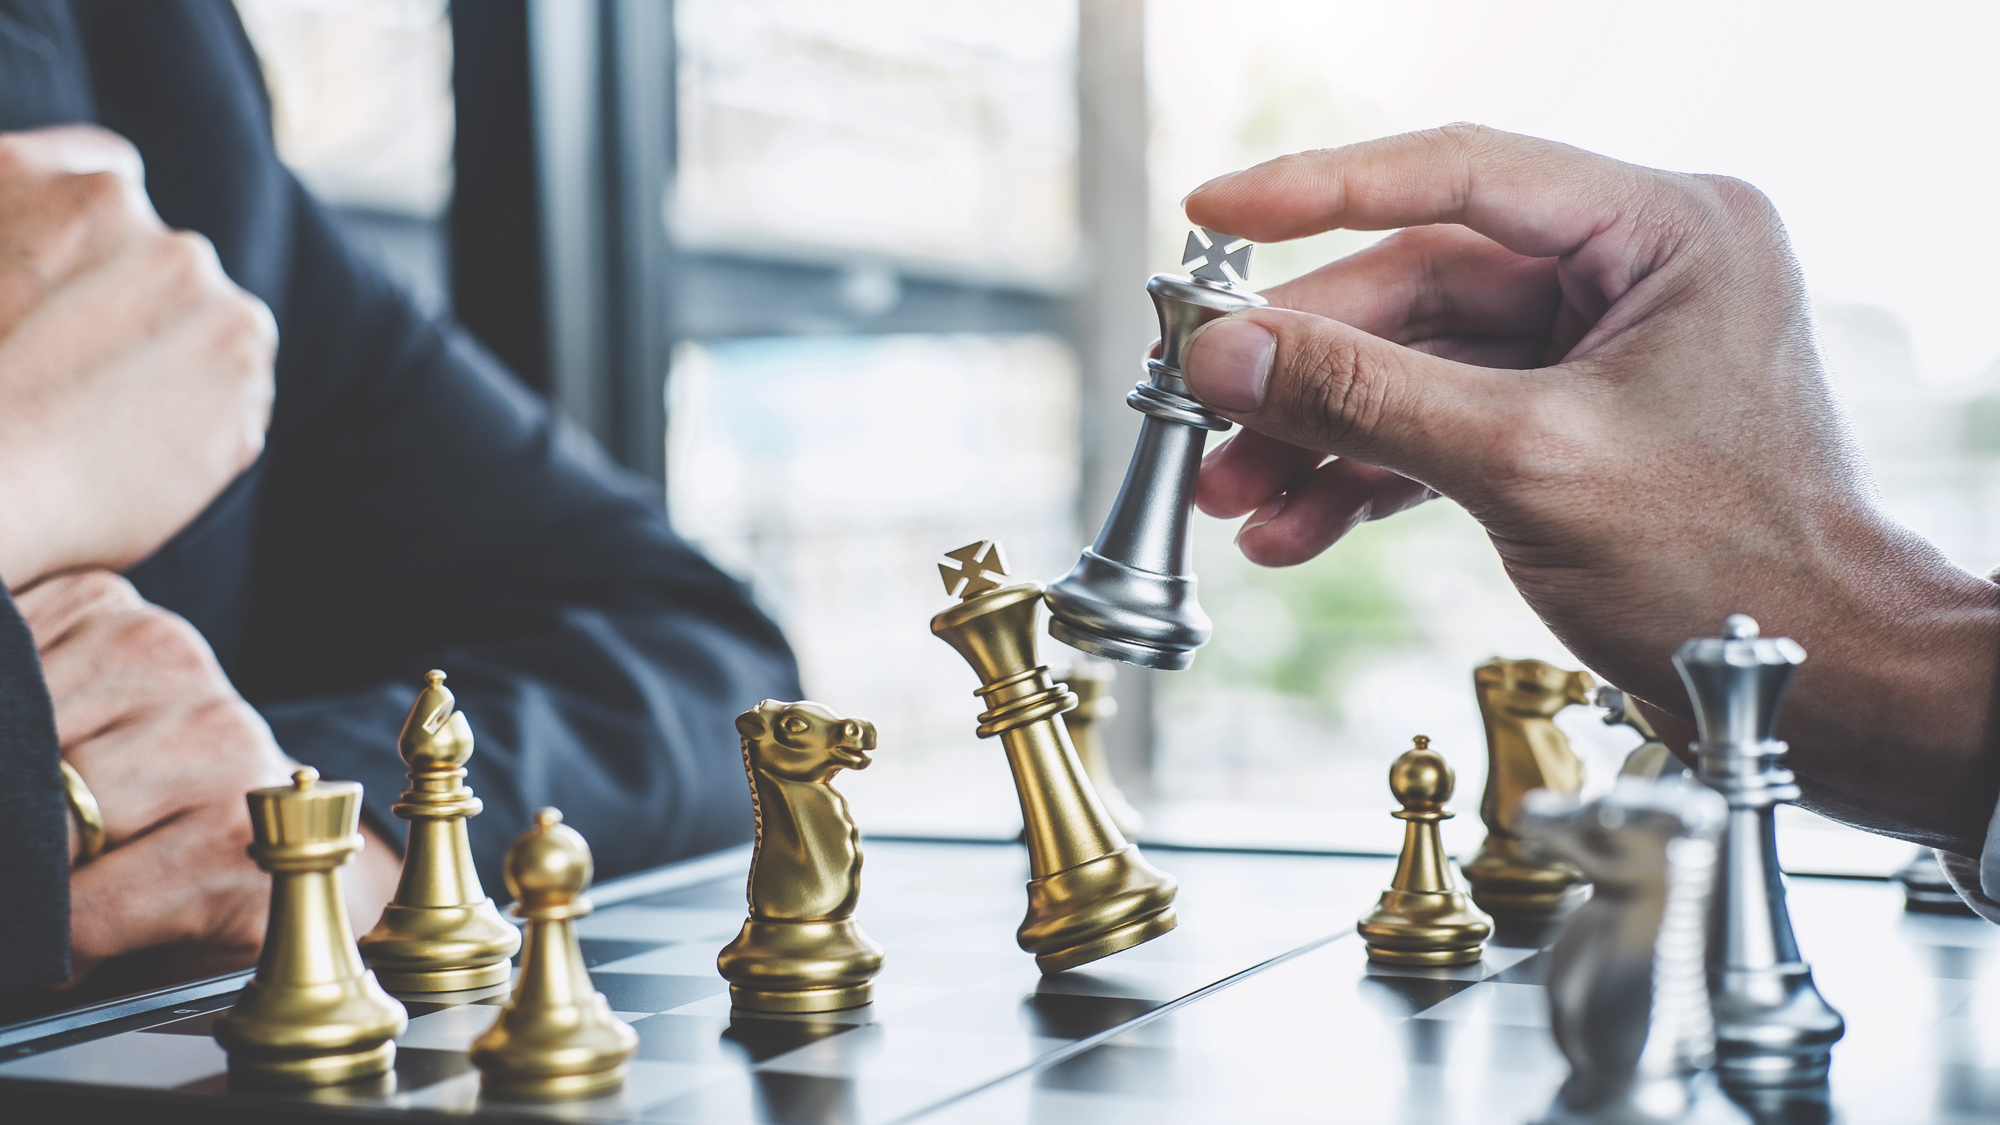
360 671 521 991
471 808 638 1100
717 700 885 1012
1461 658 1596 919
1359 737 1492 965
214 768 408 1087
1056 659 1145 840
931 540 1178 973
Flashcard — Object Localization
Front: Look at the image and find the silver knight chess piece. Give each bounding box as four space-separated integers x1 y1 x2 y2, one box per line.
1521 778 1743 1125
1044 229 1267 669
1674 615 1844 1090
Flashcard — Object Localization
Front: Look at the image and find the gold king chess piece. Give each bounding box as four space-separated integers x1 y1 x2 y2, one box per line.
471 808 638 1100
931 540 1178 973
717 700 885 1012
213 768 408 1088
1056 658 1144 839
1359 737 1493 965
359 671 522 991
1461 658 1597 919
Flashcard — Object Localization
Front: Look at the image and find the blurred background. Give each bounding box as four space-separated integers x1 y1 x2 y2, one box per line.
233 0 2000 873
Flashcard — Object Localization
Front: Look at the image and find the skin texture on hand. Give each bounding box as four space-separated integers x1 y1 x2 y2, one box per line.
19 571 401 984
1179 124 2000 856
0 125 276 592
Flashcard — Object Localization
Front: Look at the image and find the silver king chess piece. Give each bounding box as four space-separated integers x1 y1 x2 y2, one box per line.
1674 615 1844 1090
1044 229 1267 669
1522 778 1744 1125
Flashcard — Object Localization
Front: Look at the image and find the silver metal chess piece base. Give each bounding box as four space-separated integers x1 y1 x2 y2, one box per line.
1046 230 1265 670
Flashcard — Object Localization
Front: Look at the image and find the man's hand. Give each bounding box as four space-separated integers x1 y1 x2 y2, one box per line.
0 125 275 591
1180 125 2000 852
19 571 401 983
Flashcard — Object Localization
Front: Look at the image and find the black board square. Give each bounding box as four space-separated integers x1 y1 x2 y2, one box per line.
1491 951 1552 985
720 1014 861 1066
1036 1042 1178 1096
1358 974 1479 1018
393 1044 476 1090
582 938 678 969
591 972 731 1014
146 1010 222 1036
633 882 749 910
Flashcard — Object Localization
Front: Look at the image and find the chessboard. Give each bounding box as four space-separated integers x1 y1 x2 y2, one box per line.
1 839 1994 1124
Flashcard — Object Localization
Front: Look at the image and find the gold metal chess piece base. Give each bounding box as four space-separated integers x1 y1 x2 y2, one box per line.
931 544 1177 974
361 671 521 992
471 809 637 1101
718 701 884 1013
214 769 408 1088
1463 659 1595 920
1359 738 1493 966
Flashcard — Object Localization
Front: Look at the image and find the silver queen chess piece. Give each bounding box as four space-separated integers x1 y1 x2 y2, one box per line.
1045 229 1266 670
1674 615 1844 1090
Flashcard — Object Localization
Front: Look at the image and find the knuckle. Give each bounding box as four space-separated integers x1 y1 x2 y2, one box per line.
1289 331 1388 451
119 609 211 672
152 228 217 283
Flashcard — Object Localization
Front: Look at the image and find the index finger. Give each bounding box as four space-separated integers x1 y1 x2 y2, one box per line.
1184 123 1677 261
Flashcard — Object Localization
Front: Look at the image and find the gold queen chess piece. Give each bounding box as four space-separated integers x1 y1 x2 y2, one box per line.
1462 658 1597 919
1359 737 1493 965
213 769 408 1088
1044 229 1266 670
932 540 1179 972
717 700 885 1012
359 671 521 991
471 808 638 1100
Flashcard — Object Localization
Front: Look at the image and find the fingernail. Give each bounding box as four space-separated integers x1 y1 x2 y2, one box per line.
1184 317 1275 413
1238 494 1286 540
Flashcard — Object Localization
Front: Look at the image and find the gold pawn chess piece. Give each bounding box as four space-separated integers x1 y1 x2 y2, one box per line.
1461 658 1596 919
213 768 408 1087
717 700 885 1012
1057 659 1145 840
1359 737 1493 965
471 808 638 1100
359 670 522 991
930 540 1178 973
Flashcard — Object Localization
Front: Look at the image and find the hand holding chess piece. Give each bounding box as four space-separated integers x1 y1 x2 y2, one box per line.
471 808 637 1100
1358 737 1491 965
933 539 1178 971
213 769 407 1088
1461 658 1595 918
360 671 521 991
717 700 884 1012
1521 779 1742 1125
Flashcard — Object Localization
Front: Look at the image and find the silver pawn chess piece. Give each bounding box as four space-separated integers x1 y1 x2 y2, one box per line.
1674 615 1844 1090
1045 229 1266 670
1895 847 1976 916
1521 778 1745 1125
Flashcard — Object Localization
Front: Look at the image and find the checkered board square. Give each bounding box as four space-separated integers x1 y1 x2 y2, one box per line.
2 841 1995 1124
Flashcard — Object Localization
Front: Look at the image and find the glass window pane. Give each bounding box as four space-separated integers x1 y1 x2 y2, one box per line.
667 334 1080 837
673 0 1078 279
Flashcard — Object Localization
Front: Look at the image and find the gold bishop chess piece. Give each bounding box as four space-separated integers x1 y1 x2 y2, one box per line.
1056 659 1144 839
717 700 885 1012
1461 658 1596 919
931 540 1178 972
1359 737 1493 965
213 768 408 1087
471 808 638 1100
360 671 522 991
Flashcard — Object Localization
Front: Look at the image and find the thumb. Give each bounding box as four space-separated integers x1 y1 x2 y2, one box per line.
1181 307 1524 485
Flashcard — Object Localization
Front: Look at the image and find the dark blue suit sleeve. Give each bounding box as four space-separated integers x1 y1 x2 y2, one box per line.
0 590 69 992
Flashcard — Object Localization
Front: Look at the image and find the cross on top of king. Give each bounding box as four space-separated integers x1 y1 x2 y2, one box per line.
1183 228 1253 288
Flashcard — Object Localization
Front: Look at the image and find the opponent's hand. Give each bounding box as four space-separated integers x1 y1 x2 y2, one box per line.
18 571 401 984
0 125 275 591
1180 125 1999 850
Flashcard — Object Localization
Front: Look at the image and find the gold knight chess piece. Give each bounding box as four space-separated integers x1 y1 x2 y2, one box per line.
1056 658 1144 839
471 808 638 1100
931 540 1178 973
1359 737 1493 965
717 700 885 1012
360 671 522 991
1461 657 1597 918
214 768 408 1088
